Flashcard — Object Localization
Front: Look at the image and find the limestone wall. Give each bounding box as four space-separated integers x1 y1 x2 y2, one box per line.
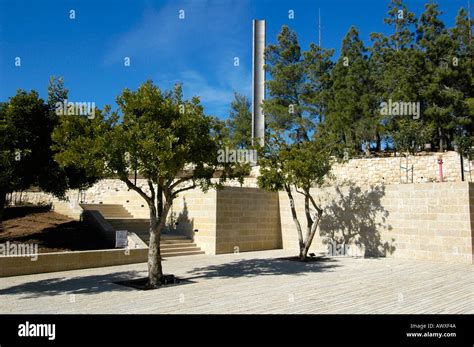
79 179 219 255
329 151 472 186
279 182 473 264
0 248 147 277
215 187 281 254
16 174 474 263
13 191 83 219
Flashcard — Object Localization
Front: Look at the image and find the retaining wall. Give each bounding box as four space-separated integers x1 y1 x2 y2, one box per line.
279 182 473 264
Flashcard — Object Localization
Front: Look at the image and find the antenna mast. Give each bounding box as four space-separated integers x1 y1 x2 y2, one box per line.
469 0 472 41
318 8 322 47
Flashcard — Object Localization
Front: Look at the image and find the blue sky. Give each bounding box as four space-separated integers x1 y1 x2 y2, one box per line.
0 0 469 119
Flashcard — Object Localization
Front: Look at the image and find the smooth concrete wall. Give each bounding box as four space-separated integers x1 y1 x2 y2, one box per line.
279 182 473 264
215 187 281 254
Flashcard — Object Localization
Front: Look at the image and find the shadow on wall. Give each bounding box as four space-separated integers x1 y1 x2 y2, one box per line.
166 197 195 239
319 184 395 257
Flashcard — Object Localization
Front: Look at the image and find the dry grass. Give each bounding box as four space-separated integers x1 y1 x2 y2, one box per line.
0 206 109 252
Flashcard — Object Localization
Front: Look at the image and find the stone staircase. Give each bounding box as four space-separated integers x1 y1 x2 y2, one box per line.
81 204 133 219
81 204 204 257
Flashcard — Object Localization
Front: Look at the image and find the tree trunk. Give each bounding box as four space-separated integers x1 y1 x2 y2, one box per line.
438 127 444 152
0 190 6 221
351 130 358 153
157 184 163 216
375 131 381 152
365 141 371 157
285 186 304 259
147 202 172 287
304 194 313 235
147 216 163 286
301 209 323 260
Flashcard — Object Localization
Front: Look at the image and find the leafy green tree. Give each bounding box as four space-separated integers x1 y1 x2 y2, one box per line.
393 119 434 155
38 77 98 197
0 90 51 218
0 102 13 215
52 80 245 286
226 92 252 148
454 134 474 162
258 129 335 261
393 119 434 183
0 78 98 219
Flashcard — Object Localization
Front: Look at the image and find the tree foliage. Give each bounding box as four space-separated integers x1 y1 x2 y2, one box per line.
53 80 247 285
226 92 252 148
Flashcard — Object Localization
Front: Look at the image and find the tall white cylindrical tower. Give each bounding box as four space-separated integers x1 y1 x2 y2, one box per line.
252 19 266 146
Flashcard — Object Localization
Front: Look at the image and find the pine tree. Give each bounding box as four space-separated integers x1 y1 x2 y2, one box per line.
326 26 372 153
451 7 474 147
370 0 423 153
226 93 252 149
302 44 334 126
417 0 467 151
263 26 310 142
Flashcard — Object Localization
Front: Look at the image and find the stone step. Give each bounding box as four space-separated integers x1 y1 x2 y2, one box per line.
161 250 205 257
136 235 193 243
161 246 202 253
108 222 149 229
160 243 197 249
108 220 149 225
81 202 204 257
80 203 134 219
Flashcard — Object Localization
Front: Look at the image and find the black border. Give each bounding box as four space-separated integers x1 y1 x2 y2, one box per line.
0 314 472 345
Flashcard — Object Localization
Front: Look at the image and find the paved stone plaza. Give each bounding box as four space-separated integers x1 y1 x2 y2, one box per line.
0 250 472 314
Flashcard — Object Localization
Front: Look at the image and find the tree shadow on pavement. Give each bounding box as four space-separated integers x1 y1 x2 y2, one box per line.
185 256 340 281
0 270 145 299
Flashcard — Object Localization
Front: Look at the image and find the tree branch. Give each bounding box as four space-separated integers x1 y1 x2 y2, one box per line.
168 177 191 191
148 180 155 204
308 193 323 216
171 182 196 199
123 177 152 205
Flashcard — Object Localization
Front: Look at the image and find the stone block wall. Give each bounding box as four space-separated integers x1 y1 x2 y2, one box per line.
0 248 147 277
329 151 471 186
79 179 219 255
215 187 281 254
279 182 473 263
16 176 474 263
243 151 471 187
